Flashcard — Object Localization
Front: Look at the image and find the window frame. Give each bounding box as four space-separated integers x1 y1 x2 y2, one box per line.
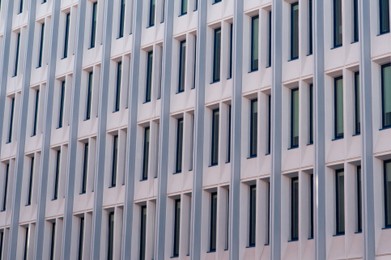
142 127 150 181
145 51 153 103
248 185 256 247
290 2 299 60
90 2 97 49
173 199 181 257
334 76 344 139
212 27 221 83
335 169 345 235
384 160 391 228
175 118 184 173
354 71 361 135
249 99 258 157
381 63 391 129
178 40 186 93
290 88 299 148
210 108 219 166
379 0 390 34
209 192 217 252
291 177 299 241
250 15 259 72
333 0 343 48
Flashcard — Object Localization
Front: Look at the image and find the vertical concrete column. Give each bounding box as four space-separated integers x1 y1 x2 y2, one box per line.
8 0 37 259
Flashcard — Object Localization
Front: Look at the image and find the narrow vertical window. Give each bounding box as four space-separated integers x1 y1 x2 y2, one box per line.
0 230 3 259
107 212 114 260
7 97 15 143
291 88 299 148
193 35 197 88
161 0 165 22
32 89 40 136
180 0 187 15
78 216 84 260
53 150 61 200
14 32 21 76
19 0 23 14
37 23 45 68
379 0 390 34
249 185 256 247
81 142 89 194
23 227 29 260
178 40 186 93
145 51 153 102
139 205 147 260
334 77 344 139
228 23 233 79
211 109 219 166
63 13 70 58
209 192 217 252
381 63 391 128
267 11 272 67
309 174 314 239
118 0 125 38
384 160 391 227
249 99 258 157
354 72 361 134
336 169 345 235
308 0 313 54
142 127 150 180
175 118 184 173
58 81 65 128
194 0 198 11
291 177 299 241
333 0 343 47
290 3 299 60
353 0 359 42
212 28 221 83
90 2 97 48
148 0 155 27
309 84 314 144
173 199 181 257
114 61 122 112
250 15 259 71
26 156 34 206
1 163 9 211
50 222 56 260
85 71 93 120
225 189 229 250
111 135 118 187
226 104 231 163
356 166 362 232
267 95 271 154
266 181 270 244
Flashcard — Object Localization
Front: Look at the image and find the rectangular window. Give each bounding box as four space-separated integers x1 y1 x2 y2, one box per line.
267 11 272 67
211 108 219 166
118 0 125 38
14 32 21 76
78 216 84 260
267 95 271 154
381 63 391 128
173 199 181 257
180 0 187 15
384 160 391 227
178 40 186 93
7 97 15 143
266 181 270 244
333 0 343 47
228 23 233 79
142 127 150 180
85 71 93 120
32 89 40 136
81 142 89 194
308 0 313 55
356 166 362 232
226 104 231 163
175 118 184 173
53 150 61 200
0 230 3 260
111 135 118 187
19 0 23 13
209 192 217 252
114 61 122 112
192 35 197 88
379 0 390 34
309 84 314 144
23 227 29 260
148 0 155 27
334 77 344 139
250 99 258 157
291 177 299 241
353 0 359 42
107 212 114 260
249 185 256 247
145 51 153 102
250 15 259 71
63 13 70 58
309 174 314 239
290 3 299 60
90 2 97 48
26 156 34 206
335 169 345 235
194 0 198 11
212 28 221 83
37 23 45 68
291 88 299 148
58 81 65 128
139 205 147 260
50 222 56 260
1 163 9 211
354 72 361 134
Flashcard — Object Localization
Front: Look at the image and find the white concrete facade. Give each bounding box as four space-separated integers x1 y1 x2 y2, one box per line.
0 0 391 260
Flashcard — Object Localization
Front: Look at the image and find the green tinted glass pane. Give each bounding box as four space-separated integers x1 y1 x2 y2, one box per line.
383 65 391 114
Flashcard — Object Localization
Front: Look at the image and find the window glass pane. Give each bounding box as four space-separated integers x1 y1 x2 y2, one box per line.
382 64 391 127
249 185 256 246
178 40 186 92
78 216 84 260
251 16 259 71
380 0 390 33
119 0 125 37
334 0 343 47
145 51 153 102
357 166 362 232
308 0 313 54
353 0 359 41
181 0 187 15
142 127 150 180
81 143 89 194
173 199 181 257
107 212 114 260
334 77 344 138
291 88 299 147
211 109 219 166
114 61 122 112
90 2 97 48
250 99 258 156
354 72 361 134
149 0 155 26
210 192 217 251
291 177 299 240
291 3 299 59
212 28 221 82
336 170 345 234
111 135 118 187
140 206 147 260
385 161 391 226
176 118 184 173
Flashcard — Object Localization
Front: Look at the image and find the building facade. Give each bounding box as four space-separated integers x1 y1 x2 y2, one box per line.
0 0 390 259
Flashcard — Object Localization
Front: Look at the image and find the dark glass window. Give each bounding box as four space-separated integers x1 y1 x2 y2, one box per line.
1 163 9 211
85 71 93 120
173 199 181 257
53 150 61 200
78 216 84 260
26 156 35 206
334 77 344 139
213 0 222 3
309 84 314 144
37 23 45 68
250 16 259 71
50 222 56 260
308 0 313 55
180 0 187 15
333 0 343 47
118 0 125 38
139 205 147 260
379 0 390 34
354 72 361 134
19 0 23 13
384 160 391 227
250 99 258 157
335 169 345 235
291 88 299 148
291 177 299 241
226 104 231 163
107 212 114 260
111 135 118 187
175 118 184 173
7 97 15 143
249 185 256 247
90 2 97 48
309 174 314 239
267 11 272 67
23 227 29 260
228 24 233 79
353 0 359 42
148 0 155 27
81 142 89 194
145 51 153 102
266 181 270 244
178 40 186 93
194 0 198 11
381 63 391 128
290 3 299 60
0 230 3 260
211 109 219 166
14 32 21 77
63 13 70 58
209 192 217 252
142 127 150 180
193 35 197 89
356 166 362 232
212 28 221 83
58 81 65 128
32 89 40 136
114 61 122 112
267 95 271 154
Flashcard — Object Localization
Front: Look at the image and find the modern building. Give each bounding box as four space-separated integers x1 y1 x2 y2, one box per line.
0 0 390 259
